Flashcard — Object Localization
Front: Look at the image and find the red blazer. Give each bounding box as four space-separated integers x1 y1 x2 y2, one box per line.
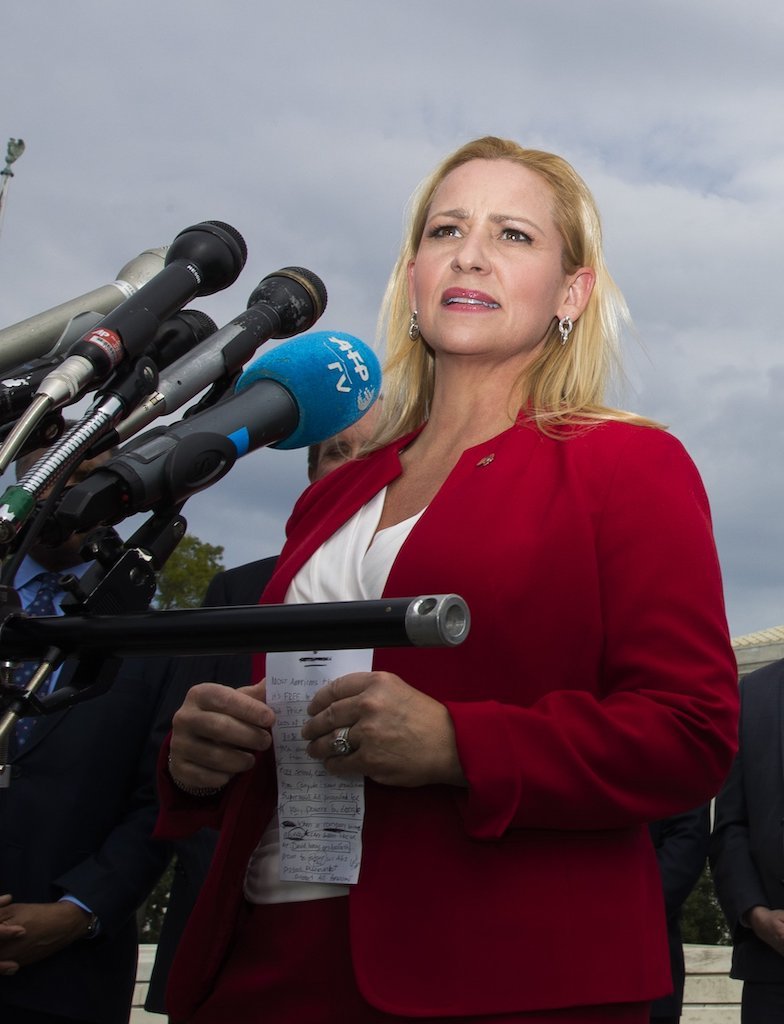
156 416 739 1019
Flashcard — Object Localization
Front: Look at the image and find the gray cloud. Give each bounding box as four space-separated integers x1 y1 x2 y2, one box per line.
0 0 782 637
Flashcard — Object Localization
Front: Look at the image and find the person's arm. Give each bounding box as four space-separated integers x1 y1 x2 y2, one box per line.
651 805 710 920
165 680 274 790
155 561 278 837
712 748 784 957
742 907 784 956
0 898 94 969
710 680 774 942
445 428 738 837
0 657 179 971
47 658 179 938
0 893 24 975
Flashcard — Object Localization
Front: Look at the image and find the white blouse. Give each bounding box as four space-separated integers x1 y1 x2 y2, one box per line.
244 487 425 904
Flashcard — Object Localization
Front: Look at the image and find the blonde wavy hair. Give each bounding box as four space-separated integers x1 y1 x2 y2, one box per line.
371 136 657 447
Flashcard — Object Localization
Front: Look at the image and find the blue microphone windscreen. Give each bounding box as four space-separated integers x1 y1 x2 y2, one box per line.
234 330 381 449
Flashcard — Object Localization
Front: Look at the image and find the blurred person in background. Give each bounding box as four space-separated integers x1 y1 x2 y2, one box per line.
0 444 175 1024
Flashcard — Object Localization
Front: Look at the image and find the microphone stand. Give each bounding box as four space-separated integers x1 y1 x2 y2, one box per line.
0 593 470 661
0 501 186 787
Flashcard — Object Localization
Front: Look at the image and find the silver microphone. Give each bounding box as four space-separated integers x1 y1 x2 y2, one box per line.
0 247 168 373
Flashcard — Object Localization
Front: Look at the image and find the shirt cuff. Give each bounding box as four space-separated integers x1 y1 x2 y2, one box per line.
59 895 100 937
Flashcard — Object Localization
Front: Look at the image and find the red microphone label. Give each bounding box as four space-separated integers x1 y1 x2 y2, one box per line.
83 328 124 366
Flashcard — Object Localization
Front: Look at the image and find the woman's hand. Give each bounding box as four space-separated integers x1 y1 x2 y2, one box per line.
301 671 466 788
169 680 275 792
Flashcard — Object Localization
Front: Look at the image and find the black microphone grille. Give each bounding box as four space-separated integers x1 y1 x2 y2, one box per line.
167 221 248 297
203 220 249 267
244 266 328 338
275 267 328 319
176 308 219 339
148 307 219 367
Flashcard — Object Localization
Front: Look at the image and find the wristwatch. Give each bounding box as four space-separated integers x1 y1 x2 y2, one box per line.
84 912 99 939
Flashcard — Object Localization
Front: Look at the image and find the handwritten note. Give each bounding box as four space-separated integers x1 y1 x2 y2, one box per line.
266 648 371 885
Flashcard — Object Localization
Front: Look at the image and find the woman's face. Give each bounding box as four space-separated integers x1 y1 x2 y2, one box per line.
407 158 592 373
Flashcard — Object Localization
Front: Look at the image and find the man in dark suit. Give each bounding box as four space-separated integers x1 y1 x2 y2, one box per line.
0 450 180 1023
711 659 784 1023
649 806 710 1023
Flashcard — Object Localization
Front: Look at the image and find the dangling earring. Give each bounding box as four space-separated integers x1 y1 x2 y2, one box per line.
558 315 573 346
408 311 420 341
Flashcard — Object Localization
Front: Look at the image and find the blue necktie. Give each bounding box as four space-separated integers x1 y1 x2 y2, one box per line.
13 571 61 748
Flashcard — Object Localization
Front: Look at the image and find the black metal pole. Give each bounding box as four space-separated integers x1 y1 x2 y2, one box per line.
0 594 470 659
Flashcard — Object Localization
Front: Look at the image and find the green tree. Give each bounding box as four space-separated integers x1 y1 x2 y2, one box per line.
139 860 176 944
681 865 731 945
139 534 224 943
154 534 224 610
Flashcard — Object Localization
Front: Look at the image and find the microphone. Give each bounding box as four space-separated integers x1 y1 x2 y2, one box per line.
0 312 221 542
35 220 247 409
145 308 219 371
234 329 377 449
47 330 381 539
104 266 327 448
0 309 217 428
0 247 168 374
0 222 246 480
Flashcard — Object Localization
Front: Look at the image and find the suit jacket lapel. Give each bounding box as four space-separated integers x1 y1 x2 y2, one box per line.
262 437 409 605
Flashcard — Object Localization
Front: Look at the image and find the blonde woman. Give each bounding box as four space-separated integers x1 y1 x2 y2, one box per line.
159 137 738 1023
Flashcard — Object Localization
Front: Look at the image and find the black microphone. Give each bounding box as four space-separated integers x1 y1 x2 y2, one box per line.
0 309 218 429
144 308 219 371
0 247 168 373
0 359 61 427
0 308 222 545
106 266 327 447
45 330 381 541
34 221 247 410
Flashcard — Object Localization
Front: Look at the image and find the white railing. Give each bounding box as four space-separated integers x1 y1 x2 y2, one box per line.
132 944 743 1023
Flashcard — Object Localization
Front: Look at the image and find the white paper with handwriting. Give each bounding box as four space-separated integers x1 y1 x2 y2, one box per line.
266 648 371 885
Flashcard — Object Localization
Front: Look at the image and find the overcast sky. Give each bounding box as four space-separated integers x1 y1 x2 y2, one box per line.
0 0 782 639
